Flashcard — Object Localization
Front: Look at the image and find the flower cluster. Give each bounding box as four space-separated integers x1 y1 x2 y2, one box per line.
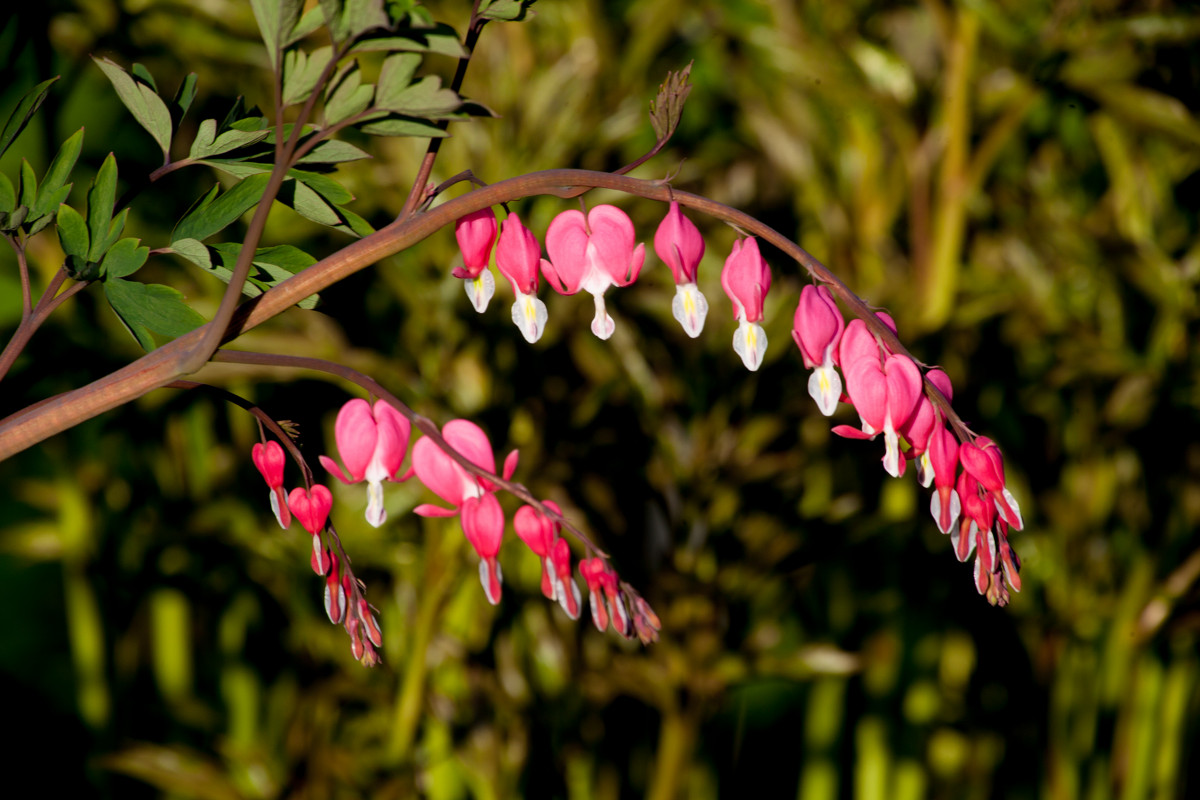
451 201 770 370
251 400 659 665
454 201 1025 604
793 294 1025 605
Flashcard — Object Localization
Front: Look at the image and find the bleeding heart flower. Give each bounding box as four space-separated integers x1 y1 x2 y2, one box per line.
454 207 498 313
792 285 845 415
720 237 772 371
834 349 923 478
288 484 333 534
654 201 708 337
319 399 411 528
252 440 291 528
542 205 645 340
514 501 563 600
495 212 550 343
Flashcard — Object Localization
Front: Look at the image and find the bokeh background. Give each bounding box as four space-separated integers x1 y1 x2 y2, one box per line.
2 1 1198 797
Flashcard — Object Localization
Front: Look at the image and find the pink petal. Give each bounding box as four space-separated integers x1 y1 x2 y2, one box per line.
588 205 641 285
544 209 590 294
454 207 497 274
653 201 705 285
792 285 844 369
883 355 922 430
332 398 376 482
495 213 542 295
251 441 286 487
461 493 505 559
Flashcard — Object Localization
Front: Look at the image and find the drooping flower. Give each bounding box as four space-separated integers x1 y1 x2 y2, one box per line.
792 285 845 415
927 423 962 535
959 436 1023 530
514 501 564 600
548 537 582 620
454 207 499 313
579 557 630 635
287 484 333 534
252 440 291 528
542 205 645 340
324 550 345 623
901 369 953 486
720 237 772 371
319 399 411 528
833 345 924 478
494 212 550 343
412 420 519 604
654 201 708 337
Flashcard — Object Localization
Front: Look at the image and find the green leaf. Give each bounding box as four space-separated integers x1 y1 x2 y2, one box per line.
320 0 389 43
36 128 84 214
282 46 334 107
375 53 421 109
478 0 535 22
92 57 173 161
87 154 118 262
173 240 320 309
18 159 37 208
0 77 59 160
335 204 374 237
378 75 460 117
56 204 90 259
26 185 71 235
359 115 447 138
104 279 206 351
296 140 372 164
189 120 271 159
349 25 467 58
98 208 130 257
0 173 15 214
324 68 374 125
284 178 341 225
284 6 326 46
171 173 271 242
292 169 353 205
173 73 199 119
251 0 304 67
100 237 150 278
131 63 158 92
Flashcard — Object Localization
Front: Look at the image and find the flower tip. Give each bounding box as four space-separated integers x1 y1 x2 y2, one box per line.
733 321 767 371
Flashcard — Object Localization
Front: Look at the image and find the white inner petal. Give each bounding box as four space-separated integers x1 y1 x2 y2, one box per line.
672 283 708 338
465 270 495 313
732 320 767 371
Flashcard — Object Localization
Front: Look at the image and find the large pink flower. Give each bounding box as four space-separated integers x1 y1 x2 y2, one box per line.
318 399 411 528
412 420 519 605
542 205 645 340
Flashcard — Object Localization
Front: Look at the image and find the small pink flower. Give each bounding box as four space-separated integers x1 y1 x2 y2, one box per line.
720 237 772 370
319 399 411 528
579 557 629 635
542 205 645 340
654 201 708 337
324 551 345 623
792 285 845 415
548 537 582 620
514 501 563 600
901 369 953 486
959 437 1023 530
495 213 550 343
454 207 499 312
927 423 961 535
462 493 505 605
252 440 291 528
631 594 662 644
288 485 333 534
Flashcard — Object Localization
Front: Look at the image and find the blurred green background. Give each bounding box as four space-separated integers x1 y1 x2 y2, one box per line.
2 1 1198 797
